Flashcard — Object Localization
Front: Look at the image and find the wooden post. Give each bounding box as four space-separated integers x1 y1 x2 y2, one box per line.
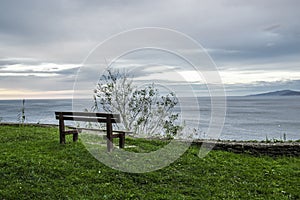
59 113 66 144
106 115 113 152
73 131 78 142
119 133 125 148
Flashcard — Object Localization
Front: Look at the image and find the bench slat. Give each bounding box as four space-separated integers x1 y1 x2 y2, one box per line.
63 130 78 135
55 116 119 123
55 111 120 121
68 126 132 134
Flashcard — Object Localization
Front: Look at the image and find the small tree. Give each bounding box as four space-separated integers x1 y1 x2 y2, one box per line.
93 68 182 138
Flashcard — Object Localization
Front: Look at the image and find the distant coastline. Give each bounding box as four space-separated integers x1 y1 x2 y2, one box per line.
247 90 300 97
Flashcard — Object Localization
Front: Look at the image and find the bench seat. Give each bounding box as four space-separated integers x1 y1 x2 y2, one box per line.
55 111 130 152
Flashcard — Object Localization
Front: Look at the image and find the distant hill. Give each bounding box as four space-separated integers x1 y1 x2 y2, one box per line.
248 90 300 97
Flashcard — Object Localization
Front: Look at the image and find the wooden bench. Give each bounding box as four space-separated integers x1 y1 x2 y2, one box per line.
55 111 128 152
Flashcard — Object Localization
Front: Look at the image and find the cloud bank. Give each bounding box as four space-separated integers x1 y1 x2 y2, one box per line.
0 0 299 98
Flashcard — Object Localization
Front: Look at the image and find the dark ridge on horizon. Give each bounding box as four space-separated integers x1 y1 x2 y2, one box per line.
247 90 300 97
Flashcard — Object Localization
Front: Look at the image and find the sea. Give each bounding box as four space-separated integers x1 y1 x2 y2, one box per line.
0 96 299 141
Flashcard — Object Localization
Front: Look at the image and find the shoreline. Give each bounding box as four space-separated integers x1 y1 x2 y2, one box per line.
1 122 299 143
1 122 300 157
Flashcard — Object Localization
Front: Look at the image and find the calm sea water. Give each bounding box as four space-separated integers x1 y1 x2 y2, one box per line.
0 97 299 141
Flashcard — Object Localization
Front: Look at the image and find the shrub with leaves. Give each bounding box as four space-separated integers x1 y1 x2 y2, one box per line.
93 68 182 138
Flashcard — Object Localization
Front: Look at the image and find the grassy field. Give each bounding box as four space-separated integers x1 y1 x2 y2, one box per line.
0 125 299 199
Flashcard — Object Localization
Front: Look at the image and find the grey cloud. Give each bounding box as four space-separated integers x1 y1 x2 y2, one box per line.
0 75 75 91
263 24 281 32
1 0 299 65
0 58 40 66
0 0 300 97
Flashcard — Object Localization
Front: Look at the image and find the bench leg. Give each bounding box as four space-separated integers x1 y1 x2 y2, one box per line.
107 138 113 152
119 133 125 148
73 132 78 142
60 132 66 144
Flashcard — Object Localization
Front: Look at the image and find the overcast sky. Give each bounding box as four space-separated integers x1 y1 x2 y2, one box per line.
0 0 300 99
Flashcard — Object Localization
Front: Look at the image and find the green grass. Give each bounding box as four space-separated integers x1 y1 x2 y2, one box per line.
0 125 299 200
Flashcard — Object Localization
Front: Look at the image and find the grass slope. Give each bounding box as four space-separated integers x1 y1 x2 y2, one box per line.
0 125 299 199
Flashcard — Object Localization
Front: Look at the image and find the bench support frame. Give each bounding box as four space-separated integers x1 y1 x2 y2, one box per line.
56 112 127 152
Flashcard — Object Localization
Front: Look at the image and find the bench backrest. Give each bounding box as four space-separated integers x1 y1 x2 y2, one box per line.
55 112 121 123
